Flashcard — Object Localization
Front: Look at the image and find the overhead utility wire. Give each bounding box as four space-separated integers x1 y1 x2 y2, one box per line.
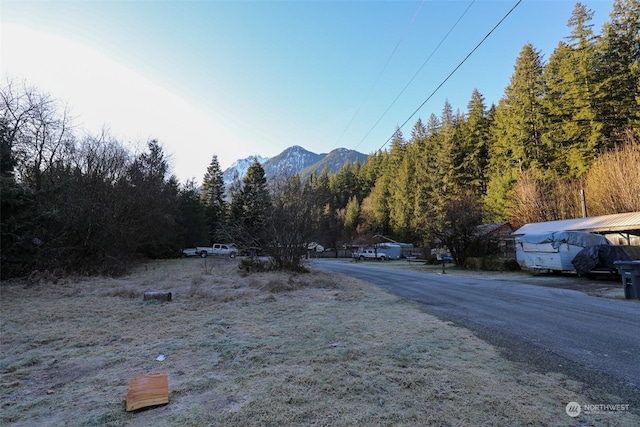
332 0 426 150
377 0 522 152
354 0 476 151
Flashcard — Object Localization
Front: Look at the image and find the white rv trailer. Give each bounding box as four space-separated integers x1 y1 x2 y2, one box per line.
512 212 640 273
514 231 611 272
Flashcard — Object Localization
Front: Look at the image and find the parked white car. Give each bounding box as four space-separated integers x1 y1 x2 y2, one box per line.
182 248 198 257
353 248 388 261
182 243 238 258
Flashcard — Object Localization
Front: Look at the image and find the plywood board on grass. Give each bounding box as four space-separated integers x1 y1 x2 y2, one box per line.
126 373 169 411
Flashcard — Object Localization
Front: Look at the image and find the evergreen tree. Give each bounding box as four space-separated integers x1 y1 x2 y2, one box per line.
404 119 428 243
385 127 414 240
486 44 546 219
454 89 490 196
410 118 427 141
329 161 361 209
177 179 208 248
129 139 168 187
344 195 360 238
201 155 227 242
387 127 406 170
311 167 332 210
544 3 602 177
596 0 640 143
490 43 547 174
126 140 180 257
389 154 415 241
0 118 16 177
227 169 244 228
309 167 338 247
410 103 457 245
426 113 440 137
367 168 392 236
238 158 271 249
357 151 389 238
411 118 439 244
542 40 572 172
357 149 385 194
483 168 519 222
430 100 457 217
0 116 36 278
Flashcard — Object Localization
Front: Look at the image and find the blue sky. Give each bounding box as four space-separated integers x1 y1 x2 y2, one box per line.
1 0 612 183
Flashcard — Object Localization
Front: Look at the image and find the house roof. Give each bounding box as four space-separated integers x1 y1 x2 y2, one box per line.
512 212 640 236
477 221 513 236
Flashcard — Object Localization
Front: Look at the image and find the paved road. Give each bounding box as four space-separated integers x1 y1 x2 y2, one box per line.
312 260 640 395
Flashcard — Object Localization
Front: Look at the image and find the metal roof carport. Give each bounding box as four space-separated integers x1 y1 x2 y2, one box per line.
513 212 640 236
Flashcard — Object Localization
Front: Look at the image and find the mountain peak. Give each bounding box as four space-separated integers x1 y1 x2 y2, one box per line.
222 155 269 183
222 146 367 185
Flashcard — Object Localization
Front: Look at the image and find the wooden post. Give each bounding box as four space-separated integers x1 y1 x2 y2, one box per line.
143 292 172 302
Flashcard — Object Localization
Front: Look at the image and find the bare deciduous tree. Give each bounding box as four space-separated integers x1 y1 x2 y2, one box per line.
509 169 584 227
584 141 640 215
437 192 484 266
266 174 312 271
1 79 75 190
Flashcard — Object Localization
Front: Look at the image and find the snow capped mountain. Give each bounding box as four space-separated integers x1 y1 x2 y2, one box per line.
262 145 325 181
222 146 367 186
222 155 269 185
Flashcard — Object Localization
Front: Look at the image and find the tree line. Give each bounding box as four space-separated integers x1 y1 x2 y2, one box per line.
332 1 639 261
1 1 639 278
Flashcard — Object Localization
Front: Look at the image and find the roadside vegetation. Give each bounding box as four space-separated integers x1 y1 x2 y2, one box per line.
2 258 638 426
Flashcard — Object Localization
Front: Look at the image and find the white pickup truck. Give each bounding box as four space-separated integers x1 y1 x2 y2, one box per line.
187 243 238 258
353 248 388 261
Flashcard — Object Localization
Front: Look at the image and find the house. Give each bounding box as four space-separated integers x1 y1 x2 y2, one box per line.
512 212 640 272
476 221 515 258
307 242 324 253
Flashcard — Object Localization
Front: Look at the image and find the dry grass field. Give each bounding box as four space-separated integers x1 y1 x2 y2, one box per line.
1 257 637 426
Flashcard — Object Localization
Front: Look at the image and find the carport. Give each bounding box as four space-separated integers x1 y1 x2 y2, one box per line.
513 211 640 246
512 212 640 273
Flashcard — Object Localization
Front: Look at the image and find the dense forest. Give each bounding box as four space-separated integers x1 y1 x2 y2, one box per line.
1 1 639 278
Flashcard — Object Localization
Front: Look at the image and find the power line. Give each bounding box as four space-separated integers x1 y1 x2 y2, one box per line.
332 0 427 150
354 0 476 151
375 0 523 152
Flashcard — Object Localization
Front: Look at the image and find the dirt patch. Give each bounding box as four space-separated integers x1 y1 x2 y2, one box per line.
1 257 637 426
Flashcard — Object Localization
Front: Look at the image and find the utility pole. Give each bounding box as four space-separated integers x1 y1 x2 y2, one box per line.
580 189 588 218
